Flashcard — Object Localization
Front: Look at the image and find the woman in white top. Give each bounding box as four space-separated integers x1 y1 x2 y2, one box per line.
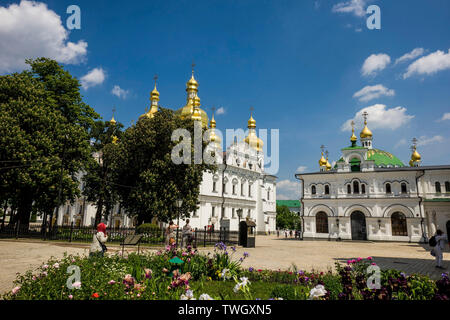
434 229 448 269
89 223 108 257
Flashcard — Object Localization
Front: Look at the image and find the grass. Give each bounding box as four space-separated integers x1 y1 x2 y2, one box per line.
190 280 282 300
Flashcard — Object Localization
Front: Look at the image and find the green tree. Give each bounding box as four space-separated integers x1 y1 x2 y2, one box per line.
113 108 216 225
0 58 99 227
276 205 301 230
82 119 124 226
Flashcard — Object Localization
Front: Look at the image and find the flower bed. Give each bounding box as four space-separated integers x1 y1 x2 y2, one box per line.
2 243 449 300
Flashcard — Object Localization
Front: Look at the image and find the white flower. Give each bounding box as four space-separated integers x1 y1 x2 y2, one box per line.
220 268 231 280
199 293 214 300
309 284 327 300
180 290 196 300
53 263 60 269
42 264 49 270
233 277 251 293
11 286 20 295
72 281 82 289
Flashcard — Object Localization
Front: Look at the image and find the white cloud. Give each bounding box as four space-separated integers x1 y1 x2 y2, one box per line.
353 84 395 102
0 0 87 74
276 179 301 200
341 104 414 132
111 85 129 99
439 113 450 121
216 107 226 115
417 135 444 147
395 48 425 65
80 68 106 90
332 0 367 17
361 53 391 76
403 49 450 79
296 166 307 173
394 139 407 149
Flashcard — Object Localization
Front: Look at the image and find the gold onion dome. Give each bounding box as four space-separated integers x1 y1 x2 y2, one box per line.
244 113 263 152
318 152 327 167
110 116 116 125
150 84 160 101
350 127 357 142
411 147 421 161
326 158 332 171
209 115 221 144
360 120 373 139
175 71 208 127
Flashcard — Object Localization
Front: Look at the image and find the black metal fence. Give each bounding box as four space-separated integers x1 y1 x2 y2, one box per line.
0 223 239 248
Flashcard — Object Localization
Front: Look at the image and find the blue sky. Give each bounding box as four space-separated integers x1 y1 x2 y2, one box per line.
1 0 449 199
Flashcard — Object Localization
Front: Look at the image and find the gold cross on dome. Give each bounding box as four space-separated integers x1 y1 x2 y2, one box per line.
153 74 158 85
351 120 355 130
320 145 325 153
191 61 196 75
362 111 368 122
112 107 116 117
211 106 216 114
412 137 418 147
325 150 329 158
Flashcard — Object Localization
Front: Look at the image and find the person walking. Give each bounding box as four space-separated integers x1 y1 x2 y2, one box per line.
182 219 193 248
89 223 108 258
433 229 448 269
165 220 178 246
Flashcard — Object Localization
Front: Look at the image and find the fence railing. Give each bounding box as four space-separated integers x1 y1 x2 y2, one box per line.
0 223 239 247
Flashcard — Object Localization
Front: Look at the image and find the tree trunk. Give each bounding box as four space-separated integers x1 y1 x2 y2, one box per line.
94 198 103 227
16 197 33 229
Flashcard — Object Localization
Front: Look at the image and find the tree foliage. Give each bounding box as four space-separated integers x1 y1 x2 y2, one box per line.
113 108 216 225
276 205 301 230
0 58 99 226
82 120 124 226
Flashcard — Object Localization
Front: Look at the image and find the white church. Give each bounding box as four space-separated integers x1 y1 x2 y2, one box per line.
50 71 277 234
295 113 450 242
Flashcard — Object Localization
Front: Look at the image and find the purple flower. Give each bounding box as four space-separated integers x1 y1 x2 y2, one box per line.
243 252 249 258
249 267 254 272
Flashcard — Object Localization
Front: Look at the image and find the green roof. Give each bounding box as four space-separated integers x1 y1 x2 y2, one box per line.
424 198 450 202
366 149 405 167
334 148 405 168
276 200 301 207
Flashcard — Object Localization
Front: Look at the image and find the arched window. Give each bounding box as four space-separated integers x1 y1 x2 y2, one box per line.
446 181 450 193
311 185 316 195
386 183 391 194
350 158 361 172
435 182 441 193
316 212 329 234
353 181 359 194
325 185 330 195
391 212 408 236
347 185 351 194
361 184 366 194
401 183 407 194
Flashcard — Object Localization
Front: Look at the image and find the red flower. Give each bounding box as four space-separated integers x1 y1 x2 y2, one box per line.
91 293 99 298
257 269 262 272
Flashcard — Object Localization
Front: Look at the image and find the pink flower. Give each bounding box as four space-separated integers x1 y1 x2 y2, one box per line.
108 280 116 285
367 256 373 260
53 263 60 269
72 281 81 289
42 271 48 277
68 294 73 299
187 258 191 263
351 259 356 264
357 257 362 262
371 263 377 266
347 260 351 265
42 264 49 270
12 286 20 295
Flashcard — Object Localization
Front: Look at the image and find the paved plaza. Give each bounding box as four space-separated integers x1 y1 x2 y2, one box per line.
0 236 448 295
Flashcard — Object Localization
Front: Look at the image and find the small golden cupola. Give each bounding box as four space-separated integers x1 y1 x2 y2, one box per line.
360 111 373 149
139 76 160 120
409 138 421 167
244 110 263 152
325 151 332 171
350 120 357 147
208 111 221 150
191 93 202 122
318 144 327 168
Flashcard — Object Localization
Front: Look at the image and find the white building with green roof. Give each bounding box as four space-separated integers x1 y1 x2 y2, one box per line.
295 117 450 242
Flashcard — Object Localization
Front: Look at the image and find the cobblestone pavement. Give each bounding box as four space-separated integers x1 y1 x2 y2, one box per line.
1 236 448 295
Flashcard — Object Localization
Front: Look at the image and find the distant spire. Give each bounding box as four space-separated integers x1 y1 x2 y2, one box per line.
110 107 116 124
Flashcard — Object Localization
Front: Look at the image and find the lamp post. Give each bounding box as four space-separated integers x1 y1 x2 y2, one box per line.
336 218 341 241
175 199 183 247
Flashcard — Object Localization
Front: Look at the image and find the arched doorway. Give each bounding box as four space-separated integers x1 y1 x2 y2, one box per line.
351 211 367 240
391 212 408 236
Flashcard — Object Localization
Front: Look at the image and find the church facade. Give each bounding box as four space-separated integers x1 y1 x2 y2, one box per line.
50 71 277 234
295 115 450 242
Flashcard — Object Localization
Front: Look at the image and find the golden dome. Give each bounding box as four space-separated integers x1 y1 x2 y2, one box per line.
326 158 332 170
350 126 357 142
209 114 221 145
411 147 421 161
244 113 263 152
409 159 414 167
110 116 116 125
318 152 327 167
186 74 199 92
360 120 373 139
150 84 160 101
248 114 256 129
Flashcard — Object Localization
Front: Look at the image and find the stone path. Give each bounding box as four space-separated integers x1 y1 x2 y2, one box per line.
1 236 448 295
